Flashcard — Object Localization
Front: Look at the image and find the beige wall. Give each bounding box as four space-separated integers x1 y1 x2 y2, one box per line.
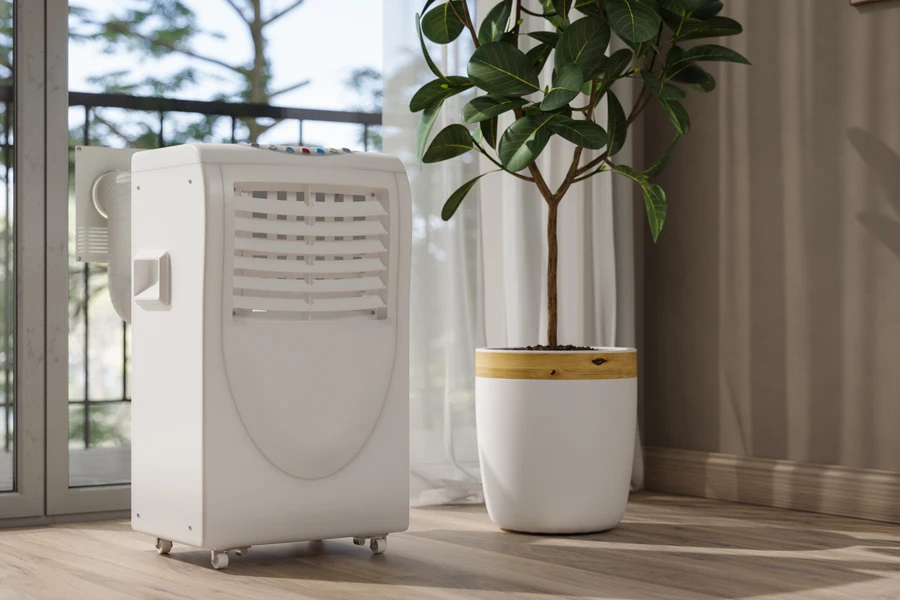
642 0 900 472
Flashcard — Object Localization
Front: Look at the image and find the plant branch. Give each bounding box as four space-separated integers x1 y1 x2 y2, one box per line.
513 0 524 44
529 162 553 203
92 113 143 145
473 141 535 183
264 0 305 26
520 5 543 17
81 18 247 75
573 164 606 182
575 149 609 176
627 89 653 126
223 0 250 23
269 79 311 97
554 147 583 200
453 1 480 48
646 24 665 73
546 198 559 346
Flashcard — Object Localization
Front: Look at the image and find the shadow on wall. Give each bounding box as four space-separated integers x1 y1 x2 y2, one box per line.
643 0 900 478
848 128 900 260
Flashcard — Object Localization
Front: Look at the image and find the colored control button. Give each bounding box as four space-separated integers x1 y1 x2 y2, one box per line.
342 148 351 153
250 142 259 147
285 146 294 153
301 148 310 154
316 148 325 154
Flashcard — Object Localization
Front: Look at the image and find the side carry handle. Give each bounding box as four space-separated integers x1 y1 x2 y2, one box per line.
134 251 171 310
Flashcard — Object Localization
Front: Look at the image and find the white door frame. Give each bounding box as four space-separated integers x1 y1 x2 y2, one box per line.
0 0 47 520
44 0 130 515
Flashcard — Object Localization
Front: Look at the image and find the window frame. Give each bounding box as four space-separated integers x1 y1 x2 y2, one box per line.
44 0 130 515
0 0 47 521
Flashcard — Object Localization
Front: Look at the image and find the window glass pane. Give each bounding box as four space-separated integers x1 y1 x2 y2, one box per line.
0 0 15 494
67 0 382 487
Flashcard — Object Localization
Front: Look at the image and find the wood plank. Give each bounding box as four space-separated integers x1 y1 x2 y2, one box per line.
0 493 899 599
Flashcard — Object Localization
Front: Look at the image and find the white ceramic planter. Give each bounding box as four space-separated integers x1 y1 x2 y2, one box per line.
475 347 637 534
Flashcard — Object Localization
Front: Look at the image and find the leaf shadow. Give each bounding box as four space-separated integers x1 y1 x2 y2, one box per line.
847 127 900 259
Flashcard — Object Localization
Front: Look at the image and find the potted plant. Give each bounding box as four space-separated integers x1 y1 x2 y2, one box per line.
410 0 748 533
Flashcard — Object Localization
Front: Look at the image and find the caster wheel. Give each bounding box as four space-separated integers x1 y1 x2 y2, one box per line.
211 550 229 570
352 537 366 546
155 539 172 555
235 547 250 557
370 536 387 555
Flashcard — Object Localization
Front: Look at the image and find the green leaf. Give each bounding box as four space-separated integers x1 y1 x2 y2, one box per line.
660 84 686 100
541 64 584 111
498 113 556 172
659 98 690 134
409 76 473 112
640 71 663 95
416 13 450 82
470 123 484 144
538 0 568 27
552 0 574 23
644 135 680 178
462 95 529 122
422 1 466 44
479 1 512 45
423 124 474 163
554 16 610 77
659 7 689 31
606 89 627 157
677 16 742 41
612 163 645 183
663 0 717 13
416 100 445 162
481 117 499 148
692 1 723 19
442 171 500 221
528 31 561 47
606 0 662 44
526 43 554 74
549 115 608 149
642 182 668 242
574 0 601 15
468 42 541 96
639 71 686 100
670 62 716 92
680 44 750 66
612 164 667 242
591 48 634 79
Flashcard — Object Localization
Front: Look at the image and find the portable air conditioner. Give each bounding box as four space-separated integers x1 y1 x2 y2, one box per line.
75 143 411 569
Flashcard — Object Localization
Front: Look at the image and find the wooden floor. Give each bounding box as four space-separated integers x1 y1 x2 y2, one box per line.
2 493 900 600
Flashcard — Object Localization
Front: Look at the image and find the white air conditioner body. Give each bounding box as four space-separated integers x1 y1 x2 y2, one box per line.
77 144 410 568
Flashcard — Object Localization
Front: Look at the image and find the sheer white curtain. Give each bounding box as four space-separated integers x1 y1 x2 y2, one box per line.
384 1 486 506
385 1 643 504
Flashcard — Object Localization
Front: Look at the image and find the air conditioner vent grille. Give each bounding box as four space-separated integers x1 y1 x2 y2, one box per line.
232 186 389 320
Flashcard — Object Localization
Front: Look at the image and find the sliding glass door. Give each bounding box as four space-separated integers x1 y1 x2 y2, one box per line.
0 0 46 520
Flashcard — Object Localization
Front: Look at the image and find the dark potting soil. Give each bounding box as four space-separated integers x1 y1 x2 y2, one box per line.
508 345 595 351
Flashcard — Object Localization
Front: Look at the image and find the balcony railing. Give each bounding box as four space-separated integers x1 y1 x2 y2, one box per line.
0 85 382 452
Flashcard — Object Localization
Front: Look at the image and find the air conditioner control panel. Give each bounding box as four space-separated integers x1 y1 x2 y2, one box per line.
248 143 354 155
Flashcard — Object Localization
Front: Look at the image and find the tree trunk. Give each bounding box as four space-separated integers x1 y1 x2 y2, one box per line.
546 199 559 347
246 0 267 142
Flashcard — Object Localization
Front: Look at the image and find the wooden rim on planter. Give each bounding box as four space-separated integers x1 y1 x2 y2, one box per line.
475 348 637 381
